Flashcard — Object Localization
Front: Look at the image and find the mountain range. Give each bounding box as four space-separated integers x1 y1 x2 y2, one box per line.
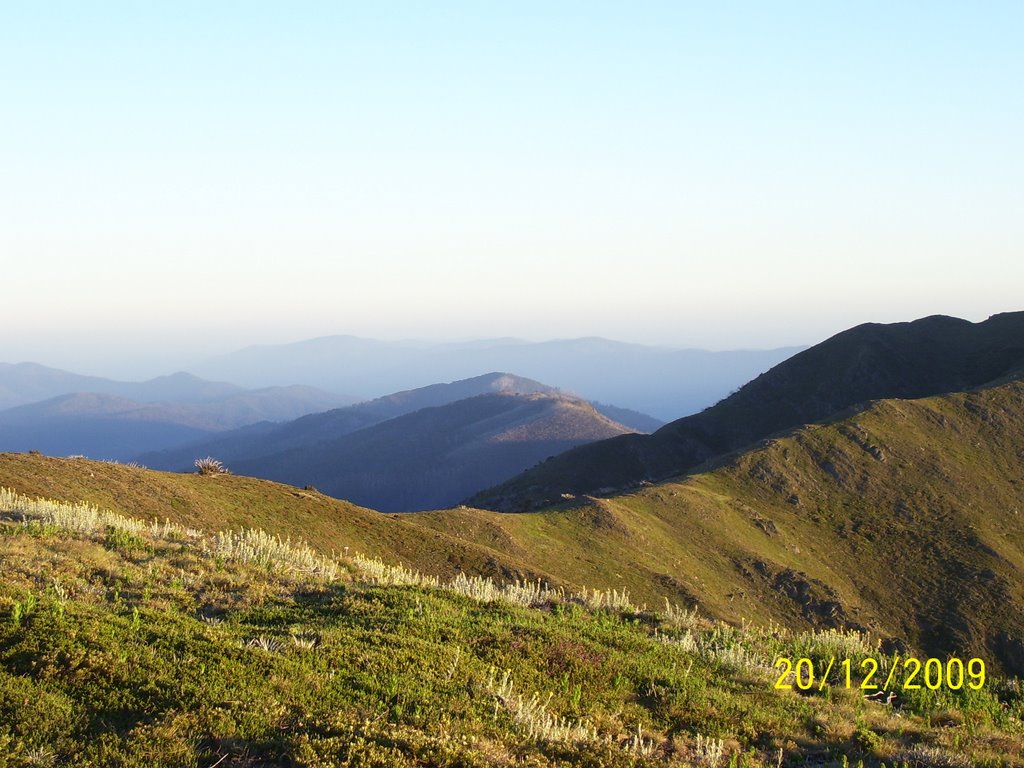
0 337 781 464
189 336 801 420
141 373 644 511
0 364 356 460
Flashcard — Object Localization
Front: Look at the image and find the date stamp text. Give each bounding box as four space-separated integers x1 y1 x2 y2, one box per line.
773 656 985 692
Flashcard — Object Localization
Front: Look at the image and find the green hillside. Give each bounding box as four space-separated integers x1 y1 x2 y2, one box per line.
425 380 1024 674
2 488 1022 766
0 453 550 585
3 378 1024 678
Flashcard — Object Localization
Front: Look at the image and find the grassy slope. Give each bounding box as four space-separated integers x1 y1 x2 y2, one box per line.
696 380 1024 667
3 379 1024 675
417 380 1024 673
0 453 556 586
2 493 1022 767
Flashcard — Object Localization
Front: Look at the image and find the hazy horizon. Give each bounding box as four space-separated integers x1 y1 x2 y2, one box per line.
0 308 1014 383
1 328 812 382
3 3 1020 379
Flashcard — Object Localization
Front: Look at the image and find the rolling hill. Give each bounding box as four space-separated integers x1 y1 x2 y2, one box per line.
472 312 1024 511
0 451 538 582
449 378 1024 675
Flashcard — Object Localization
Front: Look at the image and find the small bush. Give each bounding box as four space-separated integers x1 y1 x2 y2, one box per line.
103 525 151 555
854 725 882 752
194 457 229 476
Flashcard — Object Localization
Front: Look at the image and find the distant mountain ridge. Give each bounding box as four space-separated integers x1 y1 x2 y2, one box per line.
141 373 562 468
189 336 801 420
0 394 217 460
142 373 643 511
0 364 243 410
0 363 356 412
232 392 633 511
472 312 1024 510
0 364 357 460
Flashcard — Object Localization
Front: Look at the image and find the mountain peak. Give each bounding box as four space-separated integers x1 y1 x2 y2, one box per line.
464 372 559 395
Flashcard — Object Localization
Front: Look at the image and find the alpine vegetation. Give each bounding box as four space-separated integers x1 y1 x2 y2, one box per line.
2 484 1023 766
194 456 229 475
485 668 599 743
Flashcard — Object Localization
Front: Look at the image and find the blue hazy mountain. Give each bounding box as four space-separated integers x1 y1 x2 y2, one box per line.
190 336 801 421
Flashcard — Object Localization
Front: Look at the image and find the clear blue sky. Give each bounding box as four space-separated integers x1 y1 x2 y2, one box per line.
2 2 1021 376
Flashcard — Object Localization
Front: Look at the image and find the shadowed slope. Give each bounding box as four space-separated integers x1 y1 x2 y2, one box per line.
231 392 634 511
0 394 216 459
140 372 568 470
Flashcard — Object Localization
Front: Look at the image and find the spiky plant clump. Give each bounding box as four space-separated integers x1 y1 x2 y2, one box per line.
194 457 229 476
485 668 598 743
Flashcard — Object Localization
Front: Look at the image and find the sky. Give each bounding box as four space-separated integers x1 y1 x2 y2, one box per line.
2 2 1021 378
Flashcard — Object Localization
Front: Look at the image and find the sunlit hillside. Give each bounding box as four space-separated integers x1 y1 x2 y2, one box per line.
2 488 1021 766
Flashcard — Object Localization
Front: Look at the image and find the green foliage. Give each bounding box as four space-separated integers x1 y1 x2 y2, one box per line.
1 491 1022 767
103 525 151 555
853 725 883 753
4 378 1024 766
9 597 30 628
